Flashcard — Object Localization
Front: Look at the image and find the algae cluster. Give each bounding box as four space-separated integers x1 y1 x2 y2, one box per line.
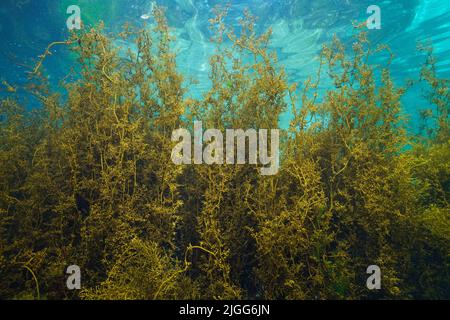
0 7 448 300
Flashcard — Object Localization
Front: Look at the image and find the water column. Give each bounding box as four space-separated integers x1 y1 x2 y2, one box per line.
180 0 212 97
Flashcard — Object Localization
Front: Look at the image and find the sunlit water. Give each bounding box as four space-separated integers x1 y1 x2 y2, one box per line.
0 0 449 128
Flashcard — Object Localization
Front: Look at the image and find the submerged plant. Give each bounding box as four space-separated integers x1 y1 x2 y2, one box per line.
0 7 448 300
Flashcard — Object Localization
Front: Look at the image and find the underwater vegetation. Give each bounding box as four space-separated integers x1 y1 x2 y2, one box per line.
0 6 449 300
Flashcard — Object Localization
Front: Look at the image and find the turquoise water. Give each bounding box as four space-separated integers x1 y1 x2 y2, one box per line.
0 0 449 128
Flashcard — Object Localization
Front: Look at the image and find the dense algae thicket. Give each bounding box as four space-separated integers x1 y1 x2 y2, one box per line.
0 7 448 300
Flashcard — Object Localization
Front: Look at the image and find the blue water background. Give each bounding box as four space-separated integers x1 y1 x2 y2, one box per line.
0 0 449 130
